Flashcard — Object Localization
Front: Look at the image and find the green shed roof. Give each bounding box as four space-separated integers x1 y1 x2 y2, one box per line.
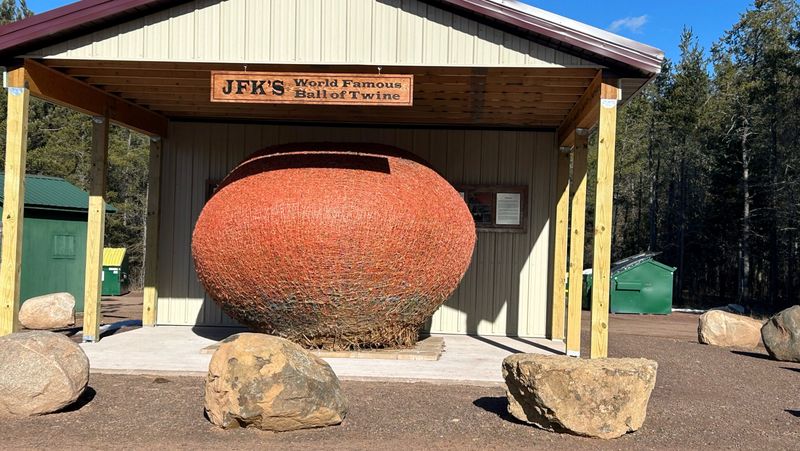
0 174 116 213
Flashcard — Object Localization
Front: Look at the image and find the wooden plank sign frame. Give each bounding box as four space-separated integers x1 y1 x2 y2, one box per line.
211 71 413 106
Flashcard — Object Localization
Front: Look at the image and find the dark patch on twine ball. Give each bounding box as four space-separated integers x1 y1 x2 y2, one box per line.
192 142 476 350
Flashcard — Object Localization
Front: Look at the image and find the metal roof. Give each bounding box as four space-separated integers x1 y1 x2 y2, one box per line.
0 0 177 60
0 0 663 78
611 252 676 276
436 0 664 76
0 173 115 213
583 253 677 276
103 247 126 267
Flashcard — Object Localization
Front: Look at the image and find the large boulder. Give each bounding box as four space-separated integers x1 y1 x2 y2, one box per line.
698 310 763 348
0 331 89 417
19 292 75 330
502 354 658 440
761 305 800 362
205 333 348 431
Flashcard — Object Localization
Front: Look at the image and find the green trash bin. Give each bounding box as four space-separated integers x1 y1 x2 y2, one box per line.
102 248 131 296
582 253 676 314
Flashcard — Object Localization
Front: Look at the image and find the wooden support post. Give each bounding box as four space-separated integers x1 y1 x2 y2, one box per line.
550 148 571 340
590 82 620 359
142 137 162 326
566 131 589 357
82 115 109 342
0 69 29 336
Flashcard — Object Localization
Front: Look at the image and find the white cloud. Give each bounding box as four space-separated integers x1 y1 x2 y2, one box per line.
608 15 648 34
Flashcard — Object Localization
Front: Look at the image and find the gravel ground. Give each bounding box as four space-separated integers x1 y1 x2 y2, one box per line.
32 292 144 343
2 314 799 450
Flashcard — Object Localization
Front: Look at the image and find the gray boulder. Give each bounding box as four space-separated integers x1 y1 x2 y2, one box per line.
761 305 800 362
19 292 75 330
503 354 658 439
204 333 348 431
0 331 89 417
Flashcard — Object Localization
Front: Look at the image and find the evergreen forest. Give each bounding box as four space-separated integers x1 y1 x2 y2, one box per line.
1 0 798 312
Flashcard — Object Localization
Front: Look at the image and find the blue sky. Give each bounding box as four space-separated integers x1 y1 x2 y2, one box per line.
27 0 755 61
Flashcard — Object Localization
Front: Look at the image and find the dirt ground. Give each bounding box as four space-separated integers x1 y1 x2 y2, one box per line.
45 291 144 342
4 312 799 450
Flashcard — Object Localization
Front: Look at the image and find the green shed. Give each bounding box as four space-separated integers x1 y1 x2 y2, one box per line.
102 248 130 296
0 174 114 312
583 253 677 315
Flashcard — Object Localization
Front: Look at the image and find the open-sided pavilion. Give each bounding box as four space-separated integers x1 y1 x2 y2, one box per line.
0 0 663 358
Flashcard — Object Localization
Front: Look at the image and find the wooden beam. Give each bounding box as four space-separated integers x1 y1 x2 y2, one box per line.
82 115 109 342
550 148 571 340
0 68 29 336
557 71 603 147
21 59 168 137
590 82 620 359
142 137 162 326
43 58 600 78
566 132 589 357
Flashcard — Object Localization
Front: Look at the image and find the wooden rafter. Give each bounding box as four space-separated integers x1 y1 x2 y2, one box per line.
32 59 598 129
19 59 168 137
557 71 603 147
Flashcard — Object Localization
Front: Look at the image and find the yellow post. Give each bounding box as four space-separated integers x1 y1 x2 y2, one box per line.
550 149 571 340
590 82 619 359
0 69 30 336
566 131 589 357
82 115 109 342
142 137 162 326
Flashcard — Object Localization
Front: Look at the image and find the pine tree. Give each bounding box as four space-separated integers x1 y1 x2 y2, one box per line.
715 0 800 309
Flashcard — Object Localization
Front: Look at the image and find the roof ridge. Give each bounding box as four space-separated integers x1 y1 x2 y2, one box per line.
0 172 65 180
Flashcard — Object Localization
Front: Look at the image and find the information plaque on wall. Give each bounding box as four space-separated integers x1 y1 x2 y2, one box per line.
456 185 528 233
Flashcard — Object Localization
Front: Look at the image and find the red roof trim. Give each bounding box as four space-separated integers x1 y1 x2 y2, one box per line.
0 0 663 76
438 0 664 75
0 0 178 58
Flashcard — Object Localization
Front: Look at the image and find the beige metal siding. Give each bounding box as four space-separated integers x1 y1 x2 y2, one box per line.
156 122 557 337
26 0 597 68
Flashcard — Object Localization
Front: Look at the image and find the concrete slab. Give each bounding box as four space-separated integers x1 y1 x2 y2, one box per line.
80 326 565 386
202 335 445 361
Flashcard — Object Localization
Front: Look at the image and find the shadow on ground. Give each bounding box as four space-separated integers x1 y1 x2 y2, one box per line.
730 350 772 361
472 397 527 425
786 410 800 418
509 336 563 354
190 326 247 342
57 387 96 413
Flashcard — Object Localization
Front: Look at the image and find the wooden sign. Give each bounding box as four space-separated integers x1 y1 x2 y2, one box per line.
210 71 413 106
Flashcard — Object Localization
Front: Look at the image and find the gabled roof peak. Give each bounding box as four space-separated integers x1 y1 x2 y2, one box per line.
0 0 663 77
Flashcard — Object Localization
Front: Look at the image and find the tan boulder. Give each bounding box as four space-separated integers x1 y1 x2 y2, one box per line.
761 305 800 362
0 331 89 417
698 310 763 348
19 292 75 330
204 333 348 431
502 354 658 439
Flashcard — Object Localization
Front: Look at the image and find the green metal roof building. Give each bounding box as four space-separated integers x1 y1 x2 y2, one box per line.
0 174 114 312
